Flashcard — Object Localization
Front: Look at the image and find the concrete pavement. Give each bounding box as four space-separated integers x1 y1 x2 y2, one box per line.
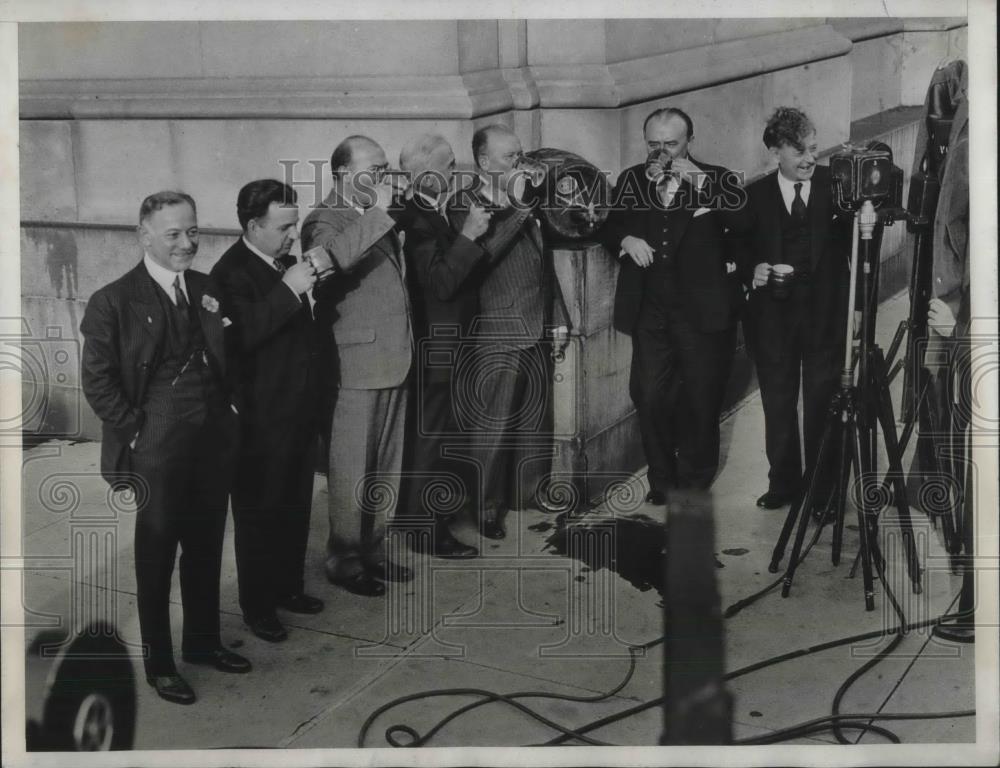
18 291 975 750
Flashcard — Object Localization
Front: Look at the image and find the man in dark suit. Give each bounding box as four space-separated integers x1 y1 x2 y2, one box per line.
603 108 747 501
302 135 415 597
449 124 570 540
80 191 251 705
396 134 492 558
210 179 324 643
742 107 852 509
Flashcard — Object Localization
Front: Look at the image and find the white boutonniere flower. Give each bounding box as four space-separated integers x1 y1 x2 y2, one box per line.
202 295 220 313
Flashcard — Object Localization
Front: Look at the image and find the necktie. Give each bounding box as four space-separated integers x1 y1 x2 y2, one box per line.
173 275 189 309
274 255 294 274
792 182 807 221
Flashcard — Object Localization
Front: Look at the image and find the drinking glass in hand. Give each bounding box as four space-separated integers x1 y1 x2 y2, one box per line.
644 150 673 183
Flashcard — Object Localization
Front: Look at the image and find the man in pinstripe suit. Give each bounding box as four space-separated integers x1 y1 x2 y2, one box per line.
81 191 251 705
449 125 570 540
303 135 415 598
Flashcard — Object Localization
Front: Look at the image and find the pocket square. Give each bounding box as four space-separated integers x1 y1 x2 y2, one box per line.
693 207 712 218
222 317 233 328
725 261 737 274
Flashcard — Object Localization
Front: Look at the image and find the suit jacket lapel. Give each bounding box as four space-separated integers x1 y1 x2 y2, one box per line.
764 174 783 264
807 172 829 269
333 191 404 276
526 215 544 258
426 206 451 238
128 261 167 346
186 273 226 376
241 240 284 291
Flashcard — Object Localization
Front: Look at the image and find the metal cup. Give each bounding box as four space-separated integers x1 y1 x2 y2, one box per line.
514 155 547 188
768 264 795 299
303 245 336 283
644 150 673 183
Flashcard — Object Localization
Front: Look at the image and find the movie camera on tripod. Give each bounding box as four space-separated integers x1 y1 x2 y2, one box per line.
829 142 904 215
768 140 924 611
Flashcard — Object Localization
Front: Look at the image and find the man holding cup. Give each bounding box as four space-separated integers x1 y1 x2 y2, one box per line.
211 179 323 642
448 124 570 539
603 107 746 500
742 107 852 509
396 133 491 558
302 134 415 597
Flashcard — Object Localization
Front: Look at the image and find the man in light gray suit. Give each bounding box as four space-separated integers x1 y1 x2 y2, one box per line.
302 135 413 597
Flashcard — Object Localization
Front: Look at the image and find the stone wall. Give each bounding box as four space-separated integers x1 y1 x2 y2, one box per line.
17 17 968 449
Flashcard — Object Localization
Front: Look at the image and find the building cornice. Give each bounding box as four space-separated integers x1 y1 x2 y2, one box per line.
19 21 966 120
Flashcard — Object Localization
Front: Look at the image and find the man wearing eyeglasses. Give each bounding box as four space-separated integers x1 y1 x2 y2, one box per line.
302 135 414 598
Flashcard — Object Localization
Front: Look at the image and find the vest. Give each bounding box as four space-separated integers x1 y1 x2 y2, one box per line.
143 286 223 423
778 191 811 275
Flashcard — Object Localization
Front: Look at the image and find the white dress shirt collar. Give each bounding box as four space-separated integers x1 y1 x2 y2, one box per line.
414 190 447 216
143 253 188 305
242 236 282 271
776 171 811 214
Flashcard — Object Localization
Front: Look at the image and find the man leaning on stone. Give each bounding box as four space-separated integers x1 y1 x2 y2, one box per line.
449 124 570 540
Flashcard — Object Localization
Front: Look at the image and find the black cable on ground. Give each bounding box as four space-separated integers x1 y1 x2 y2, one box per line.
827 534 959 744
733 708 976 745
358 603 970 747
356 637 663 747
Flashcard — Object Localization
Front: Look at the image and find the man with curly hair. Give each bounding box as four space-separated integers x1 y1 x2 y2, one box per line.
741 107 852 509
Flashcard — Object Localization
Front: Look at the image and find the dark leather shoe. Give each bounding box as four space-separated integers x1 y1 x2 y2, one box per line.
366 560 414 582
278 593 325 614
243 614 288 642
645 489 667 506
146 672 196 705
756 490 794 509
330 571 387 597
182 647 252 674
482 518 506 540
433 529 478 559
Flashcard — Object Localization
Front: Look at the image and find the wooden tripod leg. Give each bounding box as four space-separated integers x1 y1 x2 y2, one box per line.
780 406 839 598
831 411 852 567
874 348 923 594
851 412 877 611
769 396 840 574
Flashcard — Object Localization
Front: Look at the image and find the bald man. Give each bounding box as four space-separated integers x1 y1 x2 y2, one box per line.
449 124 570 540
602 107 747 499
396 134 492 558
302 135 414 597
